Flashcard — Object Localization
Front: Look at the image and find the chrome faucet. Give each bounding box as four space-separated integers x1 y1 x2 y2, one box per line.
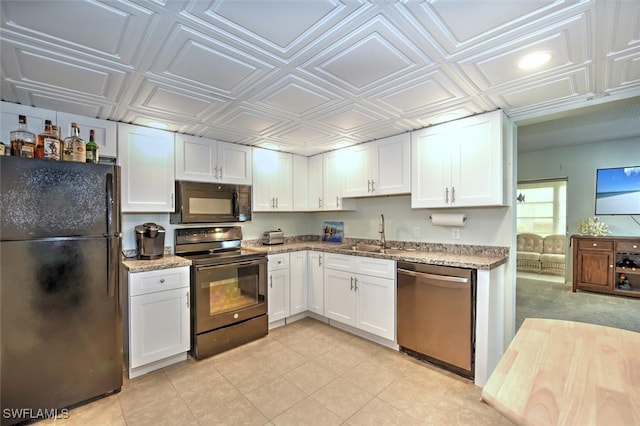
378 214 386 248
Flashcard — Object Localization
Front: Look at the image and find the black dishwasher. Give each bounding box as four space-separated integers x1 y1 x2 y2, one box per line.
397 262 476 379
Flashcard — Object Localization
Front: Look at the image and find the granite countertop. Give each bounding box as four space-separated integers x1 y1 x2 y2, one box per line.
243 240 509 270
122 255 192 273
121 239 509 272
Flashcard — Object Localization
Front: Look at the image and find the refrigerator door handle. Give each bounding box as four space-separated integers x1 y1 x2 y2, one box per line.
106 173 114 237
107 237 118 298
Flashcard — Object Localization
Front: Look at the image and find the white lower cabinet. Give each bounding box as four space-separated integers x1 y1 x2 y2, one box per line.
267 253 290 323
127 266 190 378
307 251 324 315
289 251 308 315
324 253 395 340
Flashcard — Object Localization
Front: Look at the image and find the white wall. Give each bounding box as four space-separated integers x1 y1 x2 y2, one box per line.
518 137 640 237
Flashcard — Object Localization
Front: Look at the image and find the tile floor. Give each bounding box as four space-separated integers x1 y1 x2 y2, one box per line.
41 318 514 425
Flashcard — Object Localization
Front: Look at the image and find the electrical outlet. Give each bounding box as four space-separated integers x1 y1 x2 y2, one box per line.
452 228 460 240
413 226 420 238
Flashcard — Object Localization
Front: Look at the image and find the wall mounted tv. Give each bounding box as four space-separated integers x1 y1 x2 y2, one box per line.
595 166 640 215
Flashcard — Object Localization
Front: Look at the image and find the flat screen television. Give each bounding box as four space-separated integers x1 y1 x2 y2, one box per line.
595 166 640 215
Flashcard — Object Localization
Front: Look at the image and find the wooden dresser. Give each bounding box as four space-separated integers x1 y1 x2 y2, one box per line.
572 235 640 298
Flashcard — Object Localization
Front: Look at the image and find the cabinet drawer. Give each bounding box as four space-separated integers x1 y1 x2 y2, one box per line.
324 253 356 271
616 241 640 252
577 239 613 251
268 253 289 271
130 267 189 296
355 257 395 279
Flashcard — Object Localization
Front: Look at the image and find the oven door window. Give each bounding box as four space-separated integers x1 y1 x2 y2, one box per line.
198 262 265 317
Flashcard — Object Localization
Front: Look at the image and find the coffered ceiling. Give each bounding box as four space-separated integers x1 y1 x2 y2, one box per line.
1 0 639 156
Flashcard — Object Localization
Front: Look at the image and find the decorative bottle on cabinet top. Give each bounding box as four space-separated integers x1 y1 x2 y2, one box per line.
38 120 60 160
85 129 99 164
10 115 36 158
63 122 86 162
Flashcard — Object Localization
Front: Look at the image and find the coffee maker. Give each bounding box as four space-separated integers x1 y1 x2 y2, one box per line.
134 223 166 260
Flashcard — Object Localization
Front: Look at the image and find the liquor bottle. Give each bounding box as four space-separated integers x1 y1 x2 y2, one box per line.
51 125 63 160
10 115 36 158
85 129 99 163
38 120 61 160
63 123 86 162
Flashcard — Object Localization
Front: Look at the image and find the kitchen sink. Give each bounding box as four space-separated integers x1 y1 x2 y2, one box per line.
337 244 404 254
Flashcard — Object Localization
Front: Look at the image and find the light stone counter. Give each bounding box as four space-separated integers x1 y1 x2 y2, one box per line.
242 238 508 270
122 255 191 273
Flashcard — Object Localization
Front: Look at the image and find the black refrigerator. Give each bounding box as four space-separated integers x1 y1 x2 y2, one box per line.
0 156 122 426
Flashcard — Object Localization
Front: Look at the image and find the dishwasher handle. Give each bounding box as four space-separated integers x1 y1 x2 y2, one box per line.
397 268 469 284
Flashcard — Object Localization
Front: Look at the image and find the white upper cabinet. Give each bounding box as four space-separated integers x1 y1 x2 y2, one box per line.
252 147 292 211
175 135 251 185
1 102 56 148
118 123 175 212
373 134 411 195
217 141 252 184
343 134 411 198
308 154 323 210
292 154 310 211
56 112 117 159
412 110 504 208
323 150 356 211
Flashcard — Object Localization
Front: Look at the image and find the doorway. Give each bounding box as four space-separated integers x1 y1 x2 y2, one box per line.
516 178 568 281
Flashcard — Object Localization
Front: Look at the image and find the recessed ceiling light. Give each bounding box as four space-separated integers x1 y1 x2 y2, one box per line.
518 51 551 70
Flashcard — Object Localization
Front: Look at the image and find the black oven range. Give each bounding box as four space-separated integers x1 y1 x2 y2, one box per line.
175 226 267 360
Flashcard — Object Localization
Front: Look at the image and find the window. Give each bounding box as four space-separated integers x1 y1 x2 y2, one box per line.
517 179 567 236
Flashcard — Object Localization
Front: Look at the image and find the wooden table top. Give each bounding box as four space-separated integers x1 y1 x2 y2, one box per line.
481 318 640 426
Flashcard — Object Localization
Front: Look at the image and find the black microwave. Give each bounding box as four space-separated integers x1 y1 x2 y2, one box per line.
170 181 252 224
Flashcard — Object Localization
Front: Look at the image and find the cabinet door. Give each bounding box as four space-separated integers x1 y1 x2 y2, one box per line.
268 268 290 323
272 151 293 210
218 141 252 184
289 251 308 315
411 125 451 208
307 251 324 315
308 154 323 210
175 134 217 182
130 287 190 368
118 123 175 212
342 144 371 197
355 275 395 340
252 148 292 211
56 112 117 159
323 151 344 210
373 133 411 196
292 154 309 211
577 250 614 289
1 101 56 148
453 110 503 207
324 268 356 326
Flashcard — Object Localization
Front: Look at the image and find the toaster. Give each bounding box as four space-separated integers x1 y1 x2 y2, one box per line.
262 229 284 245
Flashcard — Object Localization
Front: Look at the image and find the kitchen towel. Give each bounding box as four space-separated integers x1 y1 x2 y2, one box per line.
430 213 467 227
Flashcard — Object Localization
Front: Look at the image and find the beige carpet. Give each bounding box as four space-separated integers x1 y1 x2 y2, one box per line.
516 272 640 333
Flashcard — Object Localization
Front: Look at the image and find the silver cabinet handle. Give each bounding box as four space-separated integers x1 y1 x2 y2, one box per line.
269 275 273 288
451 186 455 204
219 166 222 179
371 180 375 192
445 187 449 204
318 255 322 267
367 180 371 192
276 197 279 208
350 276 354 290
354 277 358 291
336 196 340 208
318 197 322 208
186 291 189 308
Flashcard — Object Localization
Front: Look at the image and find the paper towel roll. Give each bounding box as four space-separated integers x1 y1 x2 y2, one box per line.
430 213 467 227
